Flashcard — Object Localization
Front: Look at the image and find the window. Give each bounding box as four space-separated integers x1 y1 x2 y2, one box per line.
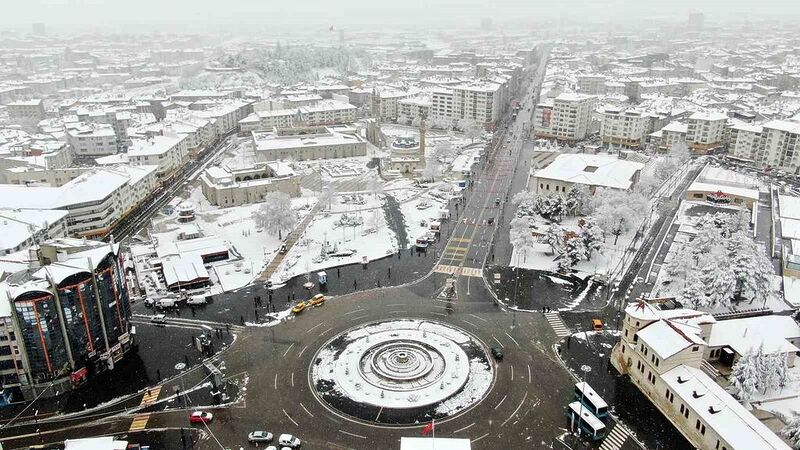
692 346 699 352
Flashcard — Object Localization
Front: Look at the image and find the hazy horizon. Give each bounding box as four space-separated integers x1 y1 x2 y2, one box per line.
2 0 800 32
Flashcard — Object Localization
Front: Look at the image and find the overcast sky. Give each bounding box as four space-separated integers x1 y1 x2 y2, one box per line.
2 0 799 30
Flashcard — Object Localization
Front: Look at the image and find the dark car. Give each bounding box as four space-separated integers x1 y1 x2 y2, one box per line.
491 347 504 361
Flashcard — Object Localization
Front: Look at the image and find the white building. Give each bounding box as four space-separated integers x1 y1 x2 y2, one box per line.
252 126 366 162
654 121 689 152
0 165 158 237
239 100 357 133
728 123 764 162
66 123 118 157
128 135 188 177
600 107 650 149
761 120 800 172
6 99 46 129
200 162 300 207
534 93 598 142
610 302 793 450
398 95 432 125
0 208 68 255
686 111 727 153
577 74 607 95
528 153 644 195
452 82 503 125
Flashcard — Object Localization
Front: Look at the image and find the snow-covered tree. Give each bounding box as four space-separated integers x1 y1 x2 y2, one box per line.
457 118 483 143
535 194 565 222
565 185 592 216
730 344 765 401
510 216 536 264
512 191 538 217
434 140 455 166
782 413 800 449
558 235 587 272
591 188 648 241
252 192 299 239
543 224 565 255
670 140 691 164
579 218 605 261
411 116 422 128
727 230 775 306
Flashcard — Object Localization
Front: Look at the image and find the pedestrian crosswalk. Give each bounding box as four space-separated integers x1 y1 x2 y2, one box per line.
129 413 151 431
599 424 632 450
434 265 483 278
544 311 571 338
139 386 161 406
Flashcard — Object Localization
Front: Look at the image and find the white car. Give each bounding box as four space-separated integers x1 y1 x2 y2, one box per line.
248 431 273 443
278 434 301 448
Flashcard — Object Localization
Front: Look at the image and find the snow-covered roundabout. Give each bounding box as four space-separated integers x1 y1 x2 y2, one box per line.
309 319 495 425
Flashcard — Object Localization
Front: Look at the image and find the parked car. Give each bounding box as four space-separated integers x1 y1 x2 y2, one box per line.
291 302 307 314
187 295 207 305
278 434 301 448
491 347 504 361
248 431 274 443
156 297 177 309
189 411 213 423
592 319 603 331
309 294 325 307
151 314 167 325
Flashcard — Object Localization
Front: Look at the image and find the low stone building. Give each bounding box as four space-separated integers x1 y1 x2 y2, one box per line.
199 161 300 207
252 126 366 162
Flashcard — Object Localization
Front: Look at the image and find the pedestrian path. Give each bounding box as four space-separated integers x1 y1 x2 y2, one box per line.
129 413 151 431
258 201 324 282
139 386 161 406
544 311 571 338
600 423 633 450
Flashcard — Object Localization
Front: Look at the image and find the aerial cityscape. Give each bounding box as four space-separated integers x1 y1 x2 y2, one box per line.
1 1 800 449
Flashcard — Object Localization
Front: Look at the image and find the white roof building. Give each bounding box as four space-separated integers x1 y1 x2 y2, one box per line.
529 153 645 194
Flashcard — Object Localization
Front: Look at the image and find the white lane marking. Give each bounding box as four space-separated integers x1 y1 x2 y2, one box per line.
501 391 528 427
453 422 475 434
469 313 487 322
461 319 478 328
504 332 520 347
300 402 314 417
510 364 514 381
297 345 309 359
492 335 505 348
339 430 367 439
291 372 294 387
273 374 278 389
431 312 447 317
283 409 298 427
319 327 333 336
350 315 369 322
472 433 489 443
386 303 404 307
494 394 507 410
282 342 295 357
527 364 531 384
307 322 323 333
343 309 363 316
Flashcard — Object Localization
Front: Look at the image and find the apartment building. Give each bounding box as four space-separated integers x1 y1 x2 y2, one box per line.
239 100 357 133
452 82 503 125
398 95 432 125
686 111 727 153
600 107 650 149
6 99 46 129
533 93 597 142
0 165 158 238
0 209 68 255
610 302 792 450
577 74 607 95
128 134 188 177
430 88 455 125
761 120 800 171
370 90 412 121
728 123 764 162
66 123 118 157
651 121 688 152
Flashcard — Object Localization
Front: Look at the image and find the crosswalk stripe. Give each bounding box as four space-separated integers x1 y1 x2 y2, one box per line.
599 424 631 450
139 386 162 406
129 413 151 431
544 312 571 337
450 237 472 243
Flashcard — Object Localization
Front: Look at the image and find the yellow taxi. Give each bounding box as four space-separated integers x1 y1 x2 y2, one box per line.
591 319 603 331
309 294 326 307
292 301 307 314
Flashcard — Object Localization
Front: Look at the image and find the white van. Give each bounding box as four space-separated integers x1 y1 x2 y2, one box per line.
187 295 207 305
156 297 177 309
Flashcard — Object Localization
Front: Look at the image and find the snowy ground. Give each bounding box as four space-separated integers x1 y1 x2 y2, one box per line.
399 190 450 243
750 363 800 421
269 201 397 285
145 187 316 294
510 215 639 279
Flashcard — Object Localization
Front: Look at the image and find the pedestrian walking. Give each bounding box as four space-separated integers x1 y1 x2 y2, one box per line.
240 315 245 325
353 279 357 289
337 268 340 278
225 323 230 333
388 267 391 278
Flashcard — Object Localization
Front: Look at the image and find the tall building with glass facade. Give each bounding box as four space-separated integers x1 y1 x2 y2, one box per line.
1 238 133 399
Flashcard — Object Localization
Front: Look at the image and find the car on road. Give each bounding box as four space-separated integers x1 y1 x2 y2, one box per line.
495 197 501 206
487 217 494 225
309 294 325 307
592 319 604 331
491 347 504 361
187 295 207 305
150 314 167 325
248 431 274 443
189 411 213 423
278 434 301 448
291 301 307 314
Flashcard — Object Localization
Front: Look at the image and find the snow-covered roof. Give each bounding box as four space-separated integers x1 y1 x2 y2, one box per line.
706 315 800 357
689 111 728 122
662 121 688 134
65 437 127 450
779 195 800 220
686 182 760 201
556 92 595 103
662 365 790 450
533 153 644 190
128 135 185 157
764 119 800 135
637 319 706 359
0 209 68 252
161 254 209 288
